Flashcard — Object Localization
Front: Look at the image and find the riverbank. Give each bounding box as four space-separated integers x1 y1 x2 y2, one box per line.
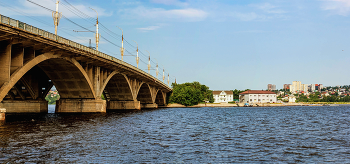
166 102 350 108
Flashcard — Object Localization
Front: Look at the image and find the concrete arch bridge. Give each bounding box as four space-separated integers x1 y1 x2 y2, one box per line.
0 15 172 114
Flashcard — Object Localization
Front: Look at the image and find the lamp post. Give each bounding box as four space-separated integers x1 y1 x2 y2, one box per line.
90 7 99 51
117 26 124 61
132 40 139 68
154 58 158 79
52 0 62 35
167 73 170 86
162 67 165 83
146 50 151 74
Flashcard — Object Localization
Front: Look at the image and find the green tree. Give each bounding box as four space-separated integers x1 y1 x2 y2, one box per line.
231 89 250 99
169 81 214 106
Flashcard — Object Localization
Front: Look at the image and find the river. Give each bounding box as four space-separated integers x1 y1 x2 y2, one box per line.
0 105 350 163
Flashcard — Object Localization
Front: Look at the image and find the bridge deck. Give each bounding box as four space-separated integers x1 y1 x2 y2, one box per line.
0 14 172 92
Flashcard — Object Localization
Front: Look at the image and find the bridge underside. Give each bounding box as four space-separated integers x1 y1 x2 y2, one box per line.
0 31 170 114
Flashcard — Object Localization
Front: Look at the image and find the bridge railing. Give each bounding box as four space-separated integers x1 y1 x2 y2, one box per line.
0 14 171 89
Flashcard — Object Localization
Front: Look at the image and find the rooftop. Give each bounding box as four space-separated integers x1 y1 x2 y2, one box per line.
239 90 276 95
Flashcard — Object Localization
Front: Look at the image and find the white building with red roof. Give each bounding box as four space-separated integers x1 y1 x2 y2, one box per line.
239 90 277 103
212 91 233 103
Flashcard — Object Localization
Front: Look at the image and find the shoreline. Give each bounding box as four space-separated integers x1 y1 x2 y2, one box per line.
166 102 350 108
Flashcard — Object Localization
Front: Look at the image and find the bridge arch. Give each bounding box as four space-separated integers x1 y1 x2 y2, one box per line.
0 52 96 102
155 90 166 106
136 83 153 104
101 72 134 101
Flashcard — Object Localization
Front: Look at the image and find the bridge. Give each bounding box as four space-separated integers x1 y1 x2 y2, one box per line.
0 14 172 120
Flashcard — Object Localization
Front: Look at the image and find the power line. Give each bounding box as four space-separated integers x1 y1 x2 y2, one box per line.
22 0 169 79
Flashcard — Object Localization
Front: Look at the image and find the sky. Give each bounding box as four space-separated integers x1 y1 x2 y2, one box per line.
1 0 350 90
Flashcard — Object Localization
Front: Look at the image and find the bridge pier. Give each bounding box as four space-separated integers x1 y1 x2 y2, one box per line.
55 99 106 113
0 100 48 113
107 101 141 110
141 103 158 109
0 108 5 121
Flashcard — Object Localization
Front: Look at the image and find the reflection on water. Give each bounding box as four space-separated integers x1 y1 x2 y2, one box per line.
1 106 350 163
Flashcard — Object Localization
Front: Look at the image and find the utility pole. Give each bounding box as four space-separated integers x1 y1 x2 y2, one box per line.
90 7 99 51
154 58 158 79
133 40 139 68
167 73 170 86
117 26 124 61
146 50 151 74
52 0 62 35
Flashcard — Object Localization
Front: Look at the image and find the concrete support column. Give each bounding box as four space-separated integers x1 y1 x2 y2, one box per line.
0 108 5 121
94 66 101 98
56 99 106 113
0 100 48 113
10 44 24 75
0 41 11 88
107 101 141 110
141 103 158 109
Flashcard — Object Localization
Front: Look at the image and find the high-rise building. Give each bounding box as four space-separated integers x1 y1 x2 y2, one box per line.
283 84 291 90
290 81 301 93
310 84 316 92
267 84 276 91
301 84 308 92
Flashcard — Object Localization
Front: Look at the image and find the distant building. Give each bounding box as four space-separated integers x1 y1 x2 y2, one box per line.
283 84 291 90
290 81 309 93
315 84 323 91
239 90 277 103
310 84 316 92
212 91 233 103
288 95 296 103
301 84 308 93
319 84 323 90
290 81 301 93
267 84 276 91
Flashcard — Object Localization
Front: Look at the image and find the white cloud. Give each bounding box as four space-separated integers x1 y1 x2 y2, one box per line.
251 3 287 14
321 0 350 16
137 25 161 32
150 0 189 7
228 12 270 21
121 6 208 22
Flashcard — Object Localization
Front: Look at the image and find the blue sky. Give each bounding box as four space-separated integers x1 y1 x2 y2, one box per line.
1 0 350 90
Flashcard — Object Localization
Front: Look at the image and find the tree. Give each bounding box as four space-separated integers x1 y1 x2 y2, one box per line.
169 81 214 106
232 89 250 99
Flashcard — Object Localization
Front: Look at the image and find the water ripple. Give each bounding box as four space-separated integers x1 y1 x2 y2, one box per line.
0 105 350 163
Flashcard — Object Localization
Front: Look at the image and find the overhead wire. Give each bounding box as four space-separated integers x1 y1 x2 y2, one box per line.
19 0 171 83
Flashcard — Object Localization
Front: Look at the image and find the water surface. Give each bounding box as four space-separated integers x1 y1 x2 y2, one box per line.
1 105 350 163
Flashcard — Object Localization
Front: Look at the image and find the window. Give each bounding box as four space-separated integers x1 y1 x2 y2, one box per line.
270 99 272 101
267 95 269 97
258 99 261 101
250 99 252 101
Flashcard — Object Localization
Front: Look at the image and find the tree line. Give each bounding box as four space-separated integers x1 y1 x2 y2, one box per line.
296 92 350 102
169 82 214 106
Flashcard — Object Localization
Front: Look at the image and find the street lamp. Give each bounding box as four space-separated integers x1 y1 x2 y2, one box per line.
52 0 62 35
132 40 139 68
117 26 124 61
90 7 99 51
146 50 151 74
154 58 158 79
